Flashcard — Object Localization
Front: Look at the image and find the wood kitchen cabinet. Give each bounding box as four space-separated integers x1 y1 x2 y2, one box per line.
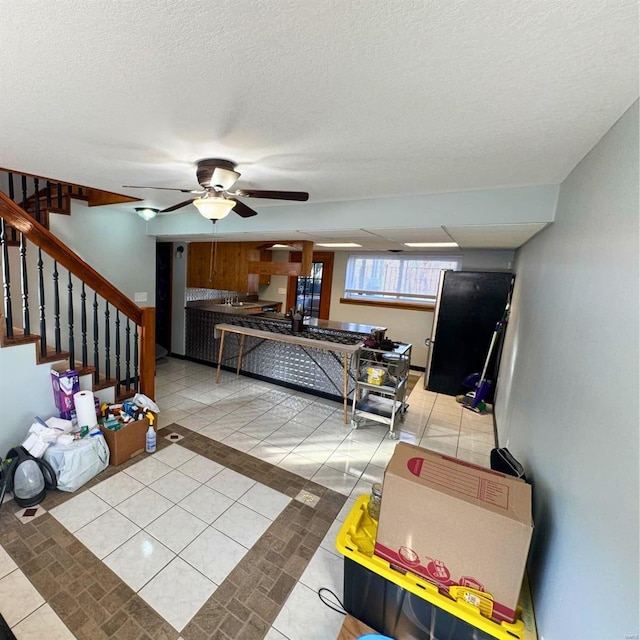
187 242 260 293
258 249 272 286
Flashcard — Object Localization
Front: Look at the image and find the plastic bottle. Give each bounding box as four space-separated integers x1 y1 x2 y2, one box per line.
145 424 156 453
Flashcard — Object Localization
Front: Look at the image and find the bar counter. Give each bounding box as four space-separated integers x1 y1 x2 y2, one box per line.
185 308 384 402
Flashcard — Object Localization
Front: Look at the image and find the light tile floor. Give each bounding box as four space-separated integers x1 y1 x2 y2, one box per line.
153 357 495 640
1 356 495 638
48 444 291 632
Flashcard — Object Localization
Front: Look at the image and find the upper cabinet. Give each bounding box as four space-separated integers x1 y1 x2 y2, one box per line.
187 242 260 293
187 240 313 292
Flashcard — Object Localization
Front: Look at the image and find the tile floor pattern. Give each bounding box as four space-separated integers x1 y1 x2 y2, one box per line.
48 446 293 631
0 356 495 639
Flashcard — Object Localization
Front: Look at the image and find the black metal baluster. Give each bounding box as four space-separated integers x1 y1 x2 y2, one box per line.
19 233 30 335
105 302 111 379
21 175 28 212
81 283 87 368
67 272 75 368
0 219 13 338
53 261 61 351
37 248 46 356
33 178 40 225
133 323 139 391
125 318 131 392
46 181 52 209
93 293 100 384
57 183 63 209
115 311 121 398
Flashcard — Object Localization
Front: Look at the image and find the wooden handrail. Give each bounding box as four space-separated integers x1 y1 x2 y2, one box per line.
0 167 141 207
139 307 155 399
0 191 142 323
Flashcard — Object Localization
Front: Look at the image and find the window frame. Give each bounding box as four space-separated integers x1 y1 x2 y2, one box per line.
341 253 461 310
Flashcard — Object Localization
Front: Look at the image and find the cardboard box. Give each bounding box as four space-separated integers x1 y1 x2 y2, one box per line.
51 369 79 415
100 416 156 466
375 442 532 624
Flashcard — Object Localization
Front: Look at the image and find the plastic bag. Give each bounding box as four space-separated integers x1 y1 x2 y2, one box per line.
44 435 109 492
366 367 386 385
132 393 160 413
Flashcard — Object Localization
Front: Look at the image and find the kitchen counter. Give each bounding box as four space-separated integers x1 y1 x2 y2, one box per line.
184 308 381 402
255 312 385 334
186 299 282 314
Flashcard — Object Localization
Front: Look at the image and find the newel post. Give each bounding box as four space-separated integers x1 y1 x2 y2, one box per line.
139 306 156 399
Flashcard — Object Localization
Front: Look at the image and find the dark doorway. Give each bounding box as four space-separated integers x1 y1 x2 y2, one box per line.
286 252 334 320
155 242 173 352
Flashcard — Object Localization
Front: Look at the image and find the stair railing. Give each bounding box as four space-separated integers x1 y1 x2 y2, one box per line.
0 190 154 400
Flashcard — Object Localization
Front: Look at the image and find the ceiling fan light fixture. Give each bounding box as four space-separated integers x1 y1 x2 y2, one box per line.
210 167 241 190
135 207 159 221
193 197 236 220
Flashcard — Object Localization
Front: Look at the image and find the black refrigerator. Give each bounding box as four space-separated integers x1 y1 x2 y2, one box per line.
424 271 514 400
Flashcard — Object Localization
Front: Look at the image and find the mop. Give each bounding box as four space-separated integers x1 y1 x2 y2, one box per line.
457 300 511 413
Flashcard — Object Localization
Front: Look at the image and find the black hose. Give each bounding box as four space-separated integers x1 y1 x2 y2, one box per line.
0 458 8 512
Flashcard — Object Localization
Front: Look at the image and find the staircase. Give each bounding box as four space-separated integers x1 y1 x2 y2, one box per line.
0 169 140 244
0 168 154 407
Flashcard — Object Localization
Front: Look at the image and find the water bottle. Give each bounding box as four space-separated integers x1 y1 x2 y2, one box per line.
145 424 156 453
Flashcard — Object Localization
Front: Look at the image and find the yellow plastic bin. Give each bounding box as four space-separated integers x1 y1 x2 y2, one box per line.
336 495 538 640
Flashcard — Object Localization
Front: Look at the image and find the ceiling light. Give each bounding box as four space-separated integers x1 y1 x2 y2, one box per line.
135 207 159 221
404 242 459 248
270 244 294 249
317 242 362 248
193 197 236 220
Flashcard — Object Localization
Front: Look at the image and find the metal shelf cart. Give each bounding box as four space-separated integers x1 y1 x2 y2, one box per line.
351 341 412 438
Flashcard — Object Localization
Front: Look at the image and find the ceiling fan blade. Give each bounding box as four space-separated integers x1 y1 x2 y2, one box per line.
122 185 202 193
234 189 309 201
160 198 196 213
230 198 258 218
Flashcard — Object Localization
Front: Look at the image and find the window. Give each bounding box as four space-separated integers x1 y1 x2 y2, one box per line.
343 254 461 305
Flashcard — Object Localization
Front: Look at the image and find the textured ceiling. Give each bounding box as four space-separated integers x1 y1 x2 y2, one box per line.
0 1 637 221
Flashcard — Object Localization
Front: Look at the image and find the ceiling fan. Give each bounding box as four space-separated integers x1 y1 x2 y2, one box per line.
124 158 309 220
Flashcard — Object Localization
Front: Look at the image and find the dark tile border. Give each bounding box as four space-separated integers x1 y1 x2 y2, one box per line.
0 424 347 640
162 424 347 640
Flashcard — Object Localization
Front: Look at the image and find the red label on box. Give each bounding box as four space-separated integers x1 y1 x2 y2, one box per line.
407 455 510 509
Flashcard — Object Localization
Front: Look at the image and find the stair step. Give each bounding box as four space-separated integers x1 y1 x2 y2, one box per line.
94 376 121 392
1 331 40 347
38 347 71 365
1 326 70 365
51 360 95 377
116 387 138 402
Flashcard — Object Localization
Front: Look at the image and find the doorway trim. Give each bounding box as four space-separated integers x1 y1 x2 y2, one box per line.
286 251 334 320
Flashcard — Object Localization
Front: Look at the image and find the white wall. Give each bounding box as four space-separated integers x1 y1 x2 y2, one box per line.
150 185 558 238
495 102 639 639
0 344 58 457
461 249 514 271
49 200 156 306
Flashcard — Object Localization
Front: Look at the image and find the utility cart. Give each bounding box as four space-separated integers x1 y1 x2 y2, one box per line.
351 341 412 438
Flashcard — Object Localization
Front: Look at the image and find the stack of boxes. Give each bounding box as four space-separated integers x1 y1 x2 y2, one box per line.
337 442 535 639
